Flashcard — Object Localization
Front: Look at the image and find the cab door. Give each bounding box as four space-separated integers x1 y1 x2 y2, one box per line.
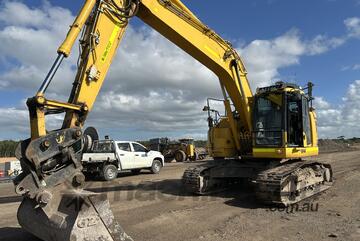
116 142 135 170
287 94 303 147
302 96 312 146
131 142 151 167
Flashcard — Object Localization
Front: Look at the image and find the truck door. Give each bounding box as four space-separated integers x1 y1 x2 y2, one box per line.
116 142 134 170
131 143 151 167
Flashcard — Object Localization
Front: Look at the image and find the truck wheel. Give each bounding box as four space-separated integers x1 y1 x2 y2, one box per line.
151 160 162 174
174 150 186 162
131 169 141 175
102 164 118 181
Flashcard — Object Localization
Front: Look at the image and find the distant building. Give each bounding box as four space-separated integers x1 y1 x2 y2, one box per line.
0 157 17 164
0 157 21 177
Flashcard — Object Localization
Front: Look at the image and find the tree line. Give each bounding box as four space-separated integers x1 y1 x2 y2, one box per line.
0 140 19 157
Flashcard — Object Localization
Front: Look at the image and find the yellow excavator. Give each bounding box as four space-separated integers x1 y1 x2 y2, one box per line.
13 0 333 240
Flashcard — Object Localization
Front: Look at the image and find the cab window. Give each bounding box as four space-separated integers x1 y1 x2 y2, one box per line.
253 93 283 146
117 143 131 152
132 143 147 152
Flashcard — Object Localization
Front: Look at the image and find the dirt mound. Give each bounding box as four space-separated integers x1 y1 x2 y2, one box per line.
318 139 354 153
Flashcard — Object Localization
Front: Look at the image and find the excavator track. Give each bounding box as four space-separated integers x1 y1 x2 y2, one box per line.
182 164 214 194
182 159 263 195
182 162 229 195
183 159 333 206
254 160 333 206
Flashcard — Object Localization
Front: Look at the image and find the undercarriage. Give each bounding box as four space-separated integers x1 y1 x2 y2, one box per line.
182 158 333 206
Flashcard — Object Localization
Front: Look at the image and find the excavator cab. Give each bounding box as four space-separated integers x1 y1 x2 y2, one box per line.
252 82 318 159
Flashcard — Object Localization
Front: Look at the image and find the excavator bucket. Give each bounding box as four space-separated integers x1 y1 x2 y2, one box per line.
17 190 133 241
14 128 133 241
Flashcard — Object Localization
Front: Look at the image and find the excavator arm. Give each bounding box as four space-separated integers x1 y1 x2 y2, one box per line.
31 0 253 149
14 1 254 240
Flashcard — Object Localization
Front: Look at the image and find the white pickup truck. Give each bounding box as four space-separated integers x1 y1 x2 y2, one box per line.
82 140 164 181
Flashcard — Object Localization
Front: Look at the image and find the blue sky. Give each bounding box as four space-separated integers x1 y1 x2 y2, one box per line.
0 0 359 140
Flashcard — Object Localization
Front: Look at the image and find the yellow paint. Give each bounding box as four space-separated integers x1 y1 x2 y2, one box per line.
45 99 83 111
30 107 46 140
309 110 318 147
204 45 220 60
253 147 319 159
224 99 241 150
267 93 283 106
208 119 238 158
186 144 195 157
58 0 96 57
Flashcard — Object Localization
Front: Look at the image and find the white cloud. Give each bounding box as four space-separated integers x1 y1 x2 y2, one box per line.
315 80 360 138
0 1 78 99
238 16 360 87
341 63 360 71
0 108 29 137
0 106 64 140
239 29 346 88
103 26 219 100
0 1 215 139
0 1 358 140
353 64 360 70
239 30 305 88
314 97 332 109
344 17 360 38
306 35 346 55
0 1 47 28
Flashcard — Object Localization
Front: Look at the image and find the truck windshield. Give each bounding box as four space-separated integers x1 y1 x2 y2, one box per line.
253 93 283 146
92 141 114 153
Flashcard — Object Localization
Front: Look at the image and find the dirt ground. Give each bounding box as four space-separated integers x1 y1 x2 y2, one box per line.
0 150 359 241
